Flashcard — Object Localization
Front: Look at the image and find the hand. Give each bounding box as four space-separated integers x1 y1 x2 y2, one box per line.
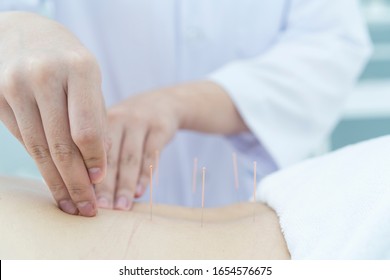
95 81 248 210
95 89 181 210
0 12 107 216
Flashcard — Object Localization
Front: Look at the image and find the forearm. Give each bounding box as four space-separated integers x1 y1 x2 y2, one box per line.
172 80 249 135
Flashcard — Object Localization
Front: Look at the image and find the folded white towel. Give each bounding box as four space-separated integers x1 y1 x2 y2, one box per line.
258 136 390 259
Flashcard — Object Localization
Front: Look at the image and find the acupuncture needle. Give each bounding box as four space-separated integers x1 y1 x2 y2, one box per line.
232 152 239 191
201 167 206 227
253 161 257 222
155 150 160 188
192 157 198 193
150 164 153 221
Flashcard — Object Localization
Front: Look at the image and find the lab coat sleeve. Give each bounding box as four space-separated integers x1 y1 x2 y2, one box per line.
209 0 372 168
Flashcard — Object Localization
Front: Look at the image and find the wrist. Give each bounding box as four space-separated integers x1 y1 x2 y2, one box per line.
169 81 218 131
171 80 249 134
167 81 206 131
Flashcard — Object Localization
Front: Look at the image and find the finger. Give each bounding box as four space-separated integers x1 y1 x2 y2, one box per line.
0 97 23 143
5 91 79 215
114 127 146 210
138 127 171 197
94 123 123 209
105 134 112 154
34 79 97 217
67 54 107 184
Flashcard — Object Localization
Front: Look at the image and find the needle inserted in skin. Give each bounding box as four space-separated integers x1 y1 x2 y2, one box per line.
192 157 198 193
253 161 257 222
232 152 239 190
201 167 206 227
155 150 160 188
150 164 153 221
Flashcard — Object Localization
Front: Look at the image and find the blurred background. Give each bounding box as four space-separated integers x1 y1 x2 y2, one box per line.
1 0 390 178
332 0 390 149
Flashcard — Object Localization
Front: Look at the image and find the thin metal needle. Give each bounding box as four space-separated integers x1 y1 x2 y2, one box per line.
253 161 257 222
192 157 198 193
150 164 153 221
201 167 206 227
232 152 239 190
155 150 160 188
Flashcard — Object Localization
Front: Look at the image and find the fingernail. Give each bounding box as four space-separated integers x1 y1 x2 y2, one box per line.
115 196 130 210
97 197 110 209
77 201 96 217
88 168 102 184
136 184 143 196
59 200 78 215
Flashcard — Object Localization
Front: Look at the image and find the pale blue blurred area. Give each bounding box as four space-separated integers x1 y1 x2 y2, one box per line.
0 123 41 178
331 0 390 150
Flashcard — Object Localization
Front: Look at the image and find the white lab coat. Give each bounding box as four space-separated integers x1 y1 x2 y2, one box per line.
0 0 371 207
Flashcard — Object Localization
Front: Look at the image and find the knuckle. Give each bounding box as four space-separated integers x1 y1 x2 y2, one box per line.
1 64 27 95
152 119 171 134
72 127 100 147
66 50 98 73
28 144 51 164
51 143 76 164
29 57 58 85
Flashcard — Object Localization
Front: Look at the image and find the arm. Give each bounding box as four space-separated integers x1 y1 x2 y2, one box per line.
96 80 248 210
210 0 372 167
0 176 289 259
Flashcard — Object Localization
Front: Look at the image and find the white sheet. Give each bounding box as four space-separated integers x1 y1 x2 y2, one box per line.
258 136 390 259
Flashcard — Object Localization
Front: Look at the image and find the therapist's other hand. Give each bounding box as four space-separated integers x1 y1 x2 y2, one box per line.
96 81 248 210
0 12 107 216
95 89 180 210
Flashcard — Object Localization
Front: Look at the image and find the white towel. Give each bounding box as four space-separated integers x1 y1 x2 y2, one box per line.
258 136 390 259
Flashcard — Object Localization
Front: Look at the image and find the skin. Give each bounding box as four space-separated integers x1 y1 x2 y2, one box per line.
97 81 249 210
0 12 108 217
0 12 249 215
0 177 290 259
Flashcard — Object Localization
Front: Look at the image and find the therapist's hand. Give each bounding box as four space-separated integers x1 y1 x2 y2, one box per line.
95 81 248 210
0 12 107 216
95 89 180 209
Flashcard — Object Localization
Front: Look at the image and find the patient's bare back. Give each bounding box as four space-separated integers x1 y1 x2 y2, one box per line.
0 176 289 259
